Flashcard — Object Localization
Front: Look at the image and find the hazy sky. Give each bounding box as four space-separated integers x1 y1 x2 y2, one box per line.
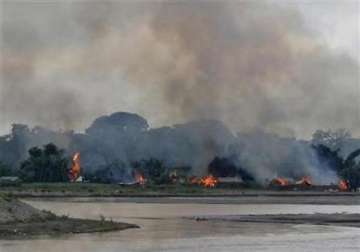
0 0 359 138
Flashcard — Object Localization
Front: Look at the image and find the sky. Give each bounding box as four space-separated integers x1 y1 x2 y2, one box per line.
0 0 359 139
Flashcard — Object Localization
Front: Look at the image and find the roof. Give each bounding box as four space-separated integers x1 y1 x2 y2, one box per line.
218 177 243 183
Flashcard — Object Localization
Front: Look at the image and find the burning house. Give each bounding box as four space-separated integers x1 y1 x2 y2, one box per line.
295 176 312 187
68 152 82 182
217 177 245 188
270 177 290 187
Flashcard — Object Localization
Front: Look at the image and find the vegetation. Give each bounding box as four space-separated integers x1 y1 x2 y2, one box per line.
0 126 359 192
312 144 344 174
208 157 254 182
340 164 360 191
0 182 258 197
313 144 360 191
87 160 132 184
133 159 171 185
19 143 69 182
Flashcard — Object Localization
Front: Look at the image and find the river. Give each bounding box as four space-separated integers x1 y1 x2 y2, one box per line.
0 197 360 251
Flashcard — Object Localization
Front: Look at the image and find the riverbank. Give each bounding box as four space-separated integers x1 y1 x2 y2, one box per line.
191 213 360 228
0 196 138 239
0 182 358 198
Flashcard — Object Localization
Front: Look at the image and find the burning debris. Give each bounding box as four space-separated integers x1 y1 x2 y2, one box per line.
189 175 219 188
200 175 219 188
338 180 349 191
133 171 146 186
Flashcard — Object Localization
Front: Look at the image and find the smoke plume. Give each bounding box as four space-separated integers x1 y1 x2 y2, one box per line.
1 1 359 138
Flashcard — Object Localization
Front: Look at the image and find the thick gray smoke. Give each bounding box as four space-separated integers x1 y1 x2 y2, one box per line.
229 130 338 184
1 1 359 138
0 112 348 184
0 1 359 184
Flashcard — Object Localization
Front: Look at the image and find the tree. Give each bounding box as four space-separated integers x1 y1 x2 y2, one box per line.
89 160 132 183
311 142 360 190
208 157 237 177
340 163 360 191
338 148 360 190
312 129 351 151
0 162 13 177
312 144 344 173
19 143 69 182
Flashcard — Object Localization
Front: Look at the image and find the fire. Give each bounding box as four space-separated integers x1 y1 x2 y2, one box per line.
295 176 312 186
134 171 146 185
200 175 218 188
189 176 200 185
271 177 289 186
339 179 349 191
69 152 81 182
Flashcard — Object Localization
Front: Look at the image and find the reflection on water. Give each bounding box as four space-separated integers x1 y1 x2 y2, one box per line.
0 198 360 252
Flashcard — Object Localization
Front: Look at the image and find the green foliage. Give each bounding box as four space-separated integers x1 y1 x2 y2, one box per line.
134 159 170 185
0 162 13 177
19 143 69 182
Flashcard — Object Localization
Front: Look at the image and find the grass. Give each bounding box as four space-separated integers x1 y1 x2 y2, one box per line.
0 182 255 197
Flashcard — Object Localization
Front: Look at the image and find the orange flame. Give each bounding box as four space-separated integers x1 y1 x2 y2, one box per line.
296 176 312 186
134 171 146 185
339 179 349 191
272 177 289 186
200 175 218 188
69 152 81 182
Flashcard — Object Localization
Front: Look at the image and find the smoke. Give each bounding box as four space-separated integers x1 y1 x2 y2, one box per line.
1 112 343 184
0 1 359 184
229 130 338 184
1 1 359 138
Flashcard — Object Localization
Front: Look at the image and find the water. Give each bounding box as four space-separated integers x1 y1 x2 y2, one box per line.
1 197 360 252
